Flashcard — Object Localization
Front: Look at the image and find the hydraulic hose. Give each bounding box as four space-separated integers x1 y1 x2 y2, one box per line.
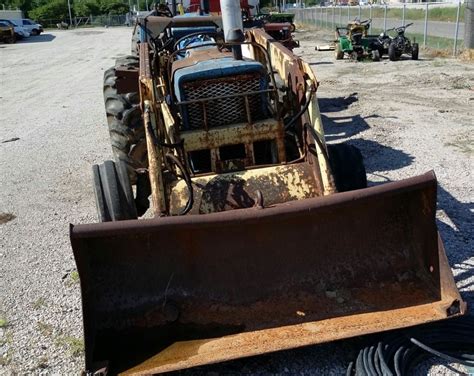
346 315 474 376
165 153 194 216
284 83 316 131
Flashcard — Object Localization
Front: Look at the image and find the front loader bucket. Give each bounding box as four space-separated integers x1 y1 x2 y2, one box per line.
70 171 465 375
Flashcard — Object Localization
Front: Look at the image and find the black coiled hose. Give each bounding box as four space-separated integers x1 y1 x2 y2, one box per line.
346 315 474 376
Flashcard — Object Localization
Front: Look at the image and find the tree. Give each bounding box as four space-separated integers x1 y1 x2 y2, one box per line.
74 0 101 16
29 0 69 21
105 0 129 14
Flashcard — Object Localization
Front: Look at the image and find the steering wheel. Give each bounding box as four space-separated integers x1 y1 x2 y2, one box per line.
154 3 173 17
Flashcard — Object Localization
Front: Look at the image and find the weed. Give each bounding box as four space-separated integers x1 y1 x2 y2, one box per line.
65 270 80 287
33 297 46 310
37 356 49 369
0 316 7 328
37 322 53 337
56 335 84 357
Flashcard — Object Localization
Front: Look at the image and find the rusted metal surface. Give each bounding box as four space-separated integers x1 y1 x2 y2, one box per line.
139 43 167 216
262 22 299 51
247 29 335 196
70 171 465 375
169 162 318 214
115 65 139 94
180 119 284 153
171 50 233 76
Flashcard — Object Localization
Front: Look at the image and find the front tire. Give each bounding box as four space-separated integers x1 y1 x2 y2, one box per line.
328 143 367 192
335 43 344 60
411 42 419 60
388 43 399 61
371 49 380 62
92 160 137 222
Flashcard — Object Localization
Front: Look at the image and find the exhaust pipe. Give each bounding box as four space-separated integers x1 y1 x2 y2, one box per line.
220 0 244 59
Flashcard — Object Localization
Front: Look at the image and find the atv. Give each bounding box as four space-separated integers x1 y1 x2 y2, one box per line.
334 19 381 61
373 30 392 58
388 23 419 61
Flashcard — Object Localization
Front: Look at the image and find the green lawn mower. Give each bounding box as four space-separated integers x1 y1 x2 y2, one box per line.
335 19 381 61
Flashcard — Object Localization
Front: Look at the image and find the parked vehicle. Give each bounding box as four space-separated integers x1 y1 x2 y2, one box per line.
69 1 465 374
0 20 15 43
388 23 418 61
11 19 43 35
0 18 30 39
374 29 391 57
335 19 381 61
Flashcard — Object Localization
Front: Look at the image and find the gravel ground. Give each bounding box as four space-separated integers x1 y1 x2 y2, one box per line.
0 27 472 375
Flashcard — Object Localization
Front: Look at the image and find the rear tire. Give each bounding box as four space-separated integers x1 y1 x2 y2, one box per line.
411 42 419 60
371 49 380 62
92 160 137 222
327 143 367 192
335 44 344 60
103 56 145 183
388 43 398 61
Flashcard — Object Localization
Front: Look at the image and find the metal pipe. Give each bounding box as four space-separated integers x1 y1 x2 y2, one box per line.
67 0 73 27
369 4 372 32
466 0 474 49
402 2 406 27
383 4 387 31
172 0 177 15
423 2 428 47
332 6 335 28
220 0 243 42
453 0 461 56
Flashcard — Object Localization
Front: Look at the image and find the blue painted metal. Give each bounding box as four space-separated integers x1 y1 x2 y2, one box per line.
171 26 217 41
173 58 266 100
172 57 268 129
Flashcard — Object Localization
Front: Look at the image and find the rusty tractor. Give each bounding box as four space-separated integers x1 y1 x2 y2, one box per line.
70 1 465 374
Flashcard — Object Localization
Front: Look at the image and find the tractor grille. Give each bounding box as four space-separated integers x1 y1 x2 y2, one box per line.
182 73 268 129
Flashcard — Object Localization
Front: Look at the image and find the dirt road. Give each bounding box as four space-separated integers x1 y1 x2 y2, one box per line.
0 27 473 374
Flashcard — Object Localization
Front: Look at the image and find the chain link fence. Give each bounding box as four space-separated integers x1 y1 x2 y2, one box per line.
290 2 466 55
37 14 130 29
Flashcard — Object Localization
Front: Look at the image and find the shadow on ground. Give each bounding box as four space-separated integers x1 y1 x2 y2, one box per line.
18 34 56 43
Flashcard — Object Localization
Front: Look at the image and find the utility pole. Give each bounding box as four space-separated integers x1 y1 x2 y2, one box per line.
466 0 474 50
67 0 73 27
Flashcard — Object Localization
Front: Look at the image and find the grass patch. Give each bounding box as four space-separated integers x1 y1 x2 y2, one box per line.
459 49 474 61
0 316 7 328
33 297 46 310
0 330 13 366
65 270 80 287
0 352 11 366
445 140 474 155
56 335 84 357
37 322 53 337
368 6 464 22
299 5 464 23
37 356 49 369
